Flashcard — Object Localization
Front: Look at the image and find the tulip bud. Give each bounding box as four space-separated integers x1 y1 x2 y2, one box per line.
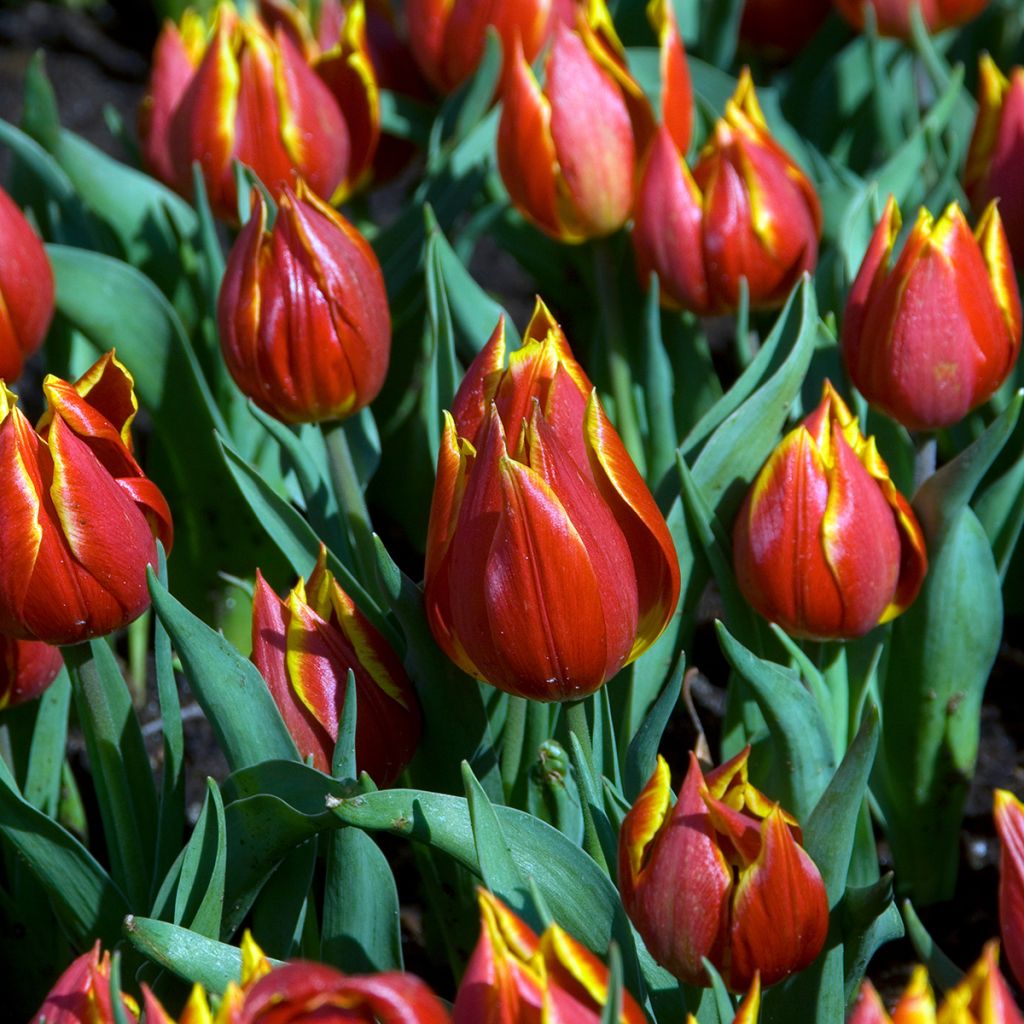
619 750 829 991
454 889 646 1024
497 1 652 242
842 196 1021 431
252 547 420 783
995 790 1024 989
424 299 679 702
648 0 693 157
32 942 139 1023
937 942 1023 1024
0 354 173 646
732 380 927 641
739 0 831 58
0 636 62 710
633 68 821 314
849 969 936 1024
0 184 55 381
833 0 989 38
141 4 350 220
966 57 1024 266
217 183 390 424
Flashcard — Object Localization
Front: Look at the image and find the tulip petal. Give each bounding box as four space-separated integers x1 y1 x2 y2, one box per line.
849 980 893 1024
995 789 1024 990
452 318 508 445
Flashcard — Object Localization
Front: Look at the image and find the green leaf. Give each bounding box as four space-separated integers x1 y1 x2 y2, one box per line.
600 946 624 1024
251 839 317 960
0 758 129 947
623 655 684 803
643 282 678 488
333 671 359 780
63 641 157 910
174 780 226 939
124 915 282 994
148 568 299 773
901 900 963 991
22 668 71 815
841 876 904 1002
716 622 836 820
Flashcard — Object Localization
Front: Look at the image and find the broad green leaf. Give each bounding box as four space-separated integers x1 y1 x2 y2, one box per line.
174 780 227 939
840 877 904 1002
22 668 71 816
252 840 317 960
623 656 683 803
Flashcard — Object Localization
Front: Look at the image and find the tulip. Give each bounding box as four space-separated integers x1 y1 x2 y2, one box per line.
0 635 62 710
833 0 989 38
0 184 55 381
252 546 420 782
619 750 829 991
686 976 761 1024
966 57 1024 266
648 0 693 157
0 354 173 646
739 0 831 57
842 196 1021 431
632 68 821 314
848 969 936 1024
140 4 349 220
937 942 1023 1024
424 299 679 702
453 889 646 1023
217 183 390 424
732 380 928 640
31 942 139 1023
995 789 1024 989
497 0 652 242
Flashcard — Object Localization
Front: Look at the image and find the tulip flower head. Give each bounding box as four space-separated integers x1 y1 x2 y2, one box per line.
619 750 829 991
0 636 62 710
938 942 1024 1024
497 0 653 243
966 57 1024 267
633 68 821 314
424 300 680 702
0 354 173 646
218 183 391 425
848 969 937 1024
995 790 1024 989
648 0 693 157
732 380 928 641
252 547 421 783
842 196 1021 431
453 889 646 1023
32 942 139 1024
0 184 55 381
833 0 989 39
739 0 831 58
140 3 349 219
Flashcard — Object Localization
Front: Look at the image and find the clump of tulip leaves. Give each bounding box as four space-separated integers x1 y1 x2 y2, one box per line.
2 0 1024 1021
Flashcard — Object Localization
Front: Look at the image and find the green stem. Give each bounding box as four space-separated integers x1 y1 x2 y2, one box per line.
500 696 528 801
565 699 594 773
593 240 646 476
323 419 377 588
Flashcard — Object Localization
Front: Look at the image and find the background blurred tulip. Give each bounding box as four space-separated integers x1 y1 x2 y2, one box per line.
633 69 821 314
648 0 693 156
833 0 989 38
0 184 55 381
739 0 832 57
937 942 1023 1024
733 381 927 639
0 636 62 710
424 301 679 702
619 751 829 991
849 969 936 1023
218 184 390 425
251 549 420 783
842 196 1021 430
966 57 1024 266
141 4 349 220
995 790 1024 989
0 354 173 646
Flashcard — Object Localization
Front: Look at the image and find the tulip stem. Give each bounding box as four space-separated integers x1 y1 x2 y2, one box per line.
565 699 594 771
501 696 528 800
323 419 377 589
593 240 646 477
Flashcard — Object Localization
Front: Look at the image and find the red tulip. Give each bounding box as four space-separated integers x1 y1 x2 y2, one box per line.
497 1 652 242
633 68 821 314
0 184 55 381
966 57 1024 266
453 889 646 1024
848 969 936 1023
648 0 693 157
995 790 1024 990
0 635 62 709
732 380 927 640
217 183 390 424
140 4 349 220
0 353 173 646
618 750 829 992
31 943 139 1024
251 547 420 783
424 299 679 701
739 0 831 57
842 196 1021 430
833 0 989 38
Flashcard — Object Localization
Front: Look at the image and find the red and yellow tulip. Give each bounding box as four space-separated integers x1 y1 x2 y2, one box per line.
995 790 1024 990
0 184 54 382
31 942 139 1024
619 749 829 992
424 299 679 702
0 635 62 710
496 0 653 243
966 57 1024 267
0 353 173 646
453 889 646 1023
217 183 390 425
632 68 821 314
848 969 936 1024
252 547 420 783
732 380 928 640
833 0 989 39
842 196 1021 431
